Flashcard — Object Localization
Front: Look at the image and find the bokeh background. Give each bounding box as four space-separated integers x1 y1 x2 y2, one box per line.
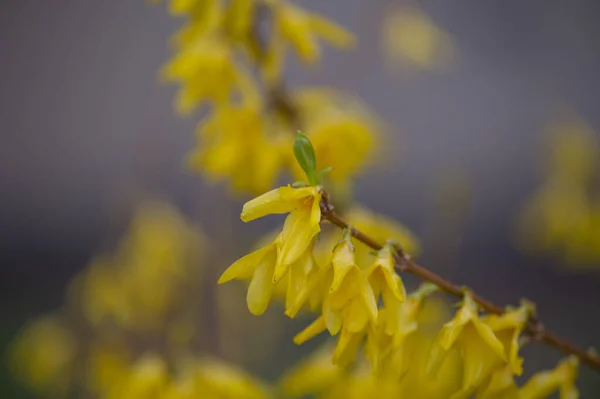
2 0 600 397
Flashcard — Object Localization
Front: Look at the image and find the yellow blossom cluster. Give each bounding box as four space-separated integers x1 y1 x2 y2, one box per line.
71 201 205 332
281 339 580 399
7 201 273 398
154 0 380 194
219 180 581 398
518 115 600 266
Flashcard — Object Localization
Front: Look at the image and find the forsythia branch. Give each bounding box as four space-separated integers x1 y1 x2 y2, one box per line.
319 191 600 372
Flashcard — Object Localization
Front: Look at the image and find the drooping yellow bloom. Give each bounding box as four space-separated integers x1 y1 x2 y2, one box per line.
428 293 508 396
324 238 378 334
482 301 532 376
365 245 406 335
519 356 579 399
292 236 378 367
381 5 458 71
395 332 464 398
219 185 323 314
8 316 76 396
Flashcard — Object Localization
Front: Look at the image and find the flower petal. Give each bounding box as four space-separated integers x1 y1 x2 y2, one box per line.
218 243 274 283
293 316 327 345
241 186 312 222
276 207 321 278
246 249 276 315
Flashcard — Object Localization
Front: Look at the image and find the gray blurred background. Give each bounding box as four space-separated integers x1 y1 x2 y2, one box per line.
1 0 600 396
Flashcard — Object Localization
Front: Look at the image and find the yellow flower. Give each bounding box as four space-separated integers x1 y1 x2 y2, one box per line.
323 237 378 334
365 245 406 335
76 201 203 330
519 356 579 399
219 185 322 314
86 338 132 395
381 5 457 71
482 302 532 376
192 357 270 399
187 104 283 194
104 353 169 399
292 237 378 368
395 332 464 398
272 0 354 64
279 344 343 397
161 35 250 114
290 89 380 189
427 293 507 395
8 316 76 396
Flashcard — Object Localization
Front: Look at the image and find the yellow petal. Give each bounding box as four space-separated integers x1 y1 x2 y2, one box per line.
240 186 314 222
323 295 342 334
460 325 505 390
309 13 355 49
284 250 314 316
332 329 362 367
276 207 321 280
330 241 356 293
294 316 327 345
218 243 274 283
475 366 520 399
519 356 579 399
246 249 276 315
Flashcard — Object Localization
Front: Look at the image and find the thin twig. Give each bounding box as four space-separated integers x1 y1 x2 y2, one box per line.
319 192 600 372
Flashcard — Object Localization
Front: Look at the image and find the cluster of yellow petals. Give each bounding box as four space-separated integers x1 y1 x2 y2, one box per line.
280 292 579 399
8 200 275 399
102 354 270 399
155 0 381 194
70 201 204 331
519 115 600 266
220 184 582 398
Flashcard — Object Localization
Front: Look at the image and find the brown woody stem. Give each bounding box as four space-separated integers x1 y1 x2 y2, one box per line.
319 193 600 372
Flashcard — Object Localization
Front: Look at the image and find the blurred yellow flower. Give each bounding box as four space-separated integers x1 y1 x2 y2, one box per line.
187 104 284 194
76 201 204 331
382 5 458 71
518 113 600 267
86 338 133 395
290 88 380 189
269 0 354 70
104 353 169 399
8 316 76 396
279 344 343 397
